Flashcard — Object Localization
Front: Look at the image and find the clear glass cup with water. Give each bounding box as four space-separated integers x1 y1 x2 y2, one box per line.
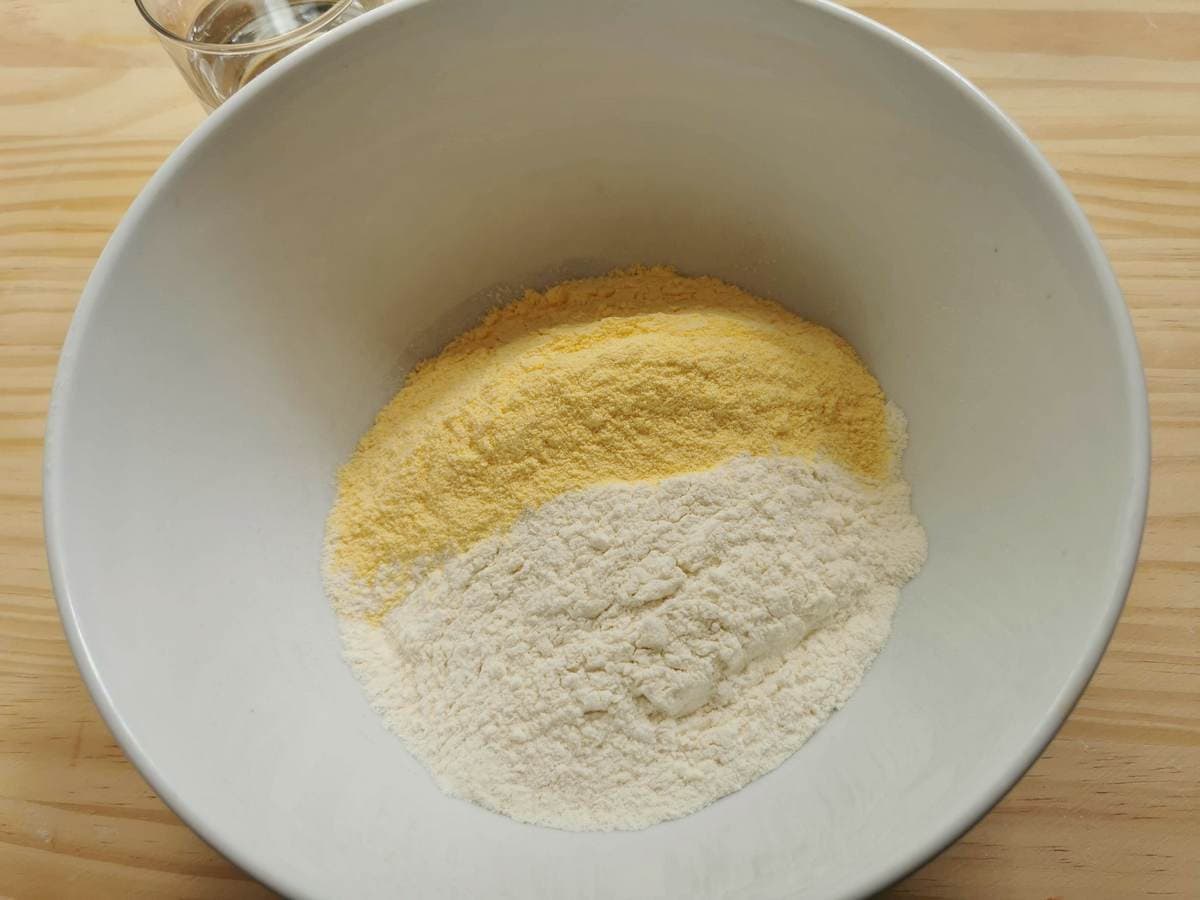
136 0 381 110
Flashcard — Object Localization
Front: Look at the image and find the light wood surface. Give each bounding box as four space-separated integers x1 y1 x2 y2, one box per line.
2 1 1198 897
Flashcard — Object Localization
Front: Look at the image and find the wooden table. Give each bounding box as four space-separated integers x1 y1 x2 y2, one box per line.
2 1 1197 897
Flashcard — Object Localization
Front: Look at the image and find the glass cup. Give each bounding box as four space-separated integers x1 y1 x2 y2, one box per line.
136 0 381 110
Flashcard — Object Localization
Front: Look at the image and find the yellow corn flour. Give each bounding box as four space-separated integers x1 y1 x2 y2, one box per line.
326 266 889 618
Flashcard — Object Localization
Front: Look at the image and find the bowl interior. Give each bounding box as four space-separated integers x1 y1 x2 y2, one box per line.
47 0 1146 897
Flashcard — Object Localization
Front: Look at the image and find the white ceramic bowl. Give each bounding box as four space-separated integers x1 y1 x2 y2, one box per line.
45 1 1149 897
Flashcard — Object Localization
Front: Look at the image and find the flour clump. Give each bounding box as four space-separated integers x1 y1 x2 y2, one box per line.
326 269 928 830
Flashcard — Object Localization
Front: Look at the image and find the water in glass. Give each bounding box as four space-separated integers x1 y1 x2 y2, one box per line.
179 0 369 106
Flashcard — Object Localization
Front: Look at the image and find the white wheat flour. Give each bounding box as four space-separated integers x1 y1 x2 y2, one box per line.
336 443 926 830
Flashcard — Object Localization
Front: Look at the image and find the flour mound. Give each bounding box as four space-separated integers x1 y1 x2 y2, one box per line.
324 267 893 616
338 454 926 830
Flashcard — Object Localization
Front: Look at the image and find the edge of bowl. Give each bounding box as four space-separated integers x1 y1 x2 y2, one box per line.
42 1 1151 898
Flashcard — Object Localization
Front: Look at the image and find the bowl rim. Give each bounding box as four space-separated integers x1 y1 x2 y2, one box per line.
42 1 1151 897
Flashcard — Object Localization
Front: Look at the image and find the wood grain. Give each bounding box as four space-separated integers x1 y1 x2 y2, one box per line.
2 0 1197 897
